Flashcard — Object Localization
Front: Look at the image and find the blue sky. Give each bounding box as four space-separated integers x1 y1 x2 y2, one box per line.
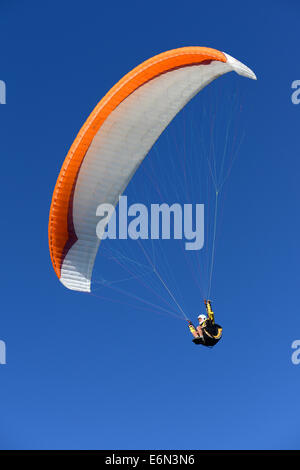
0 0 300 450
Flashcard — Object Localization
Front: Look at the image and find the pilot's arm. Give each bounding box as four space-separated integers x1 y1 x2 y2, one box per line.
205 300 215 324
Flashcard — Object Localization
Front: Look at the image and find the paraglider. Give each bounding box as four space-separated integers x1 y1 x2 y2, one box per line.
48 46 256 293
188 300 222 347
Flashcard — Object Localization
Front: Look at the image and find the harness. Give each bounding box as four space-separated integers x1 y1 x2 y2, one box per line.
201 320 223 340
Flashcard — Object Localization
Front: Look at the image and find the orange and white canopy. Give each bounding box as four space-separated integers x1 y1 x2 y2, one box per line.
48 46 256 292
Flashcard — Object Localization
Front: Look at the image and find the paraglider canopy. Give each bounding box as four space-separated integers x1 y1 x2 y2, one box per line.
48 46 256 292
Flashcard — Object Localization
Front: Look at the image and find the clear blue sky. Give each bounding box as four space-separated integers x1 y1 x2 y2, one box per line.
0 0 299 450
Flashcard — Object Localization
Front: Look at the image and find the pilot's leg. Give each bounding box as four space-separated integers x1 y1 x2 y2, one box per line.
189 324 200 339
196 325 204 339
